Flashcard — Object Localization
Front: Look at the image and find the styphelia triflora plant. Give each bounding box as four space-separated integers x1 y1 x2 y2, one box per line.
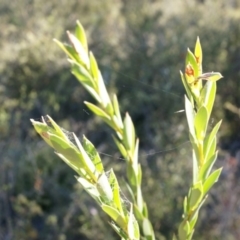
31 21 223 240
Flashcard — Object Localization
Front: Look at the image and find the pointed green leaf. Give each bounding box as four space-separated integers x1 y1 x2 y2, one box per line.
194 37 202 73
178 221 190 240
84 102 109 119
67 30 89 68
123 113 136 152
203 168 222 195
102 204 126 229
70 60 96 88
188 211 198 231
82 135 104 174
54 39 80 62
75 20 88 52
186 48 198 78
142 202 148 218
112 135 127 159
142 218 154 239
194 106 208 140
107 170 123 214
203 120 222 157
133 204 144 221
89 51 99 81
192 150 198 184
56 152 84 175
127 205 139 240
185 95 195 137
76 177 101 203
188 182 203 211
205 137 217 164
97 173 113 202
180 71 192 100
200 81 216 116
113 94 123 129
31 119 54 148
199 152 218 181
197 72 223 82
97 72 114 114
183 196 188 215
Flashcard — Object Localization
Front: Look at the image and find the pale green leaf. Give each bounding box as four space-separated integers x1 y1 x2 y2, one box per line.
76 177 101 203
112 135 127 159
203 120 222 157
180 71 192 100
53 39 80 62
123 113 135 152
102 204 126 229
97 173 113 202
188 182 203 211
89 51 99 81
186 48 199 78
70 60 96 88
194 106 208 140
203 168 222 195
142 218 154 239
75 20 88 52
200 81 216 116
178 221 190 240
185 95 195 137
194 37 202 72
197 72 223 82
108 170 123 215
82 135 104 174
67 30 89 68
199 152 218 181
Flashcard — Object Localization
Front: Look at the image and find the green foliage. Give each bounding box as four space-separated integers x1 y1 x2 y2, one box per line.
2 1 240 239
31 22 222 240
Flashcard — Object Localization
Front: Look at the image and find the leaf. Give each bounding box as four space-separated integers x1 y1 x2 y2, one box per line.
205 137 217 164
53 39 80 62
203 168 222 195
67 30 89 68
199 152 218 181
70 60 96 88
188 182 203 211
200 81 216 116
113 94 123 129
142 218 154 239
192 150 198 184
185 96 196 137
128 205 139 240
108 170 123 215
84 101 110 120
194 106 208 140
178 221 190 240
82 136 104 174
123 113 136 152
194 37 202 70
97 173 113 202
188 211 198 231
30 119 54 148
102 205 126 230
76 177 101 203
75 20 88 52
97 72 114 114
203 120 222 157
89 51 99 81
180 71 192 100
48 133 83 169
112 135 128 159
186 48 199 78
197 72 223 82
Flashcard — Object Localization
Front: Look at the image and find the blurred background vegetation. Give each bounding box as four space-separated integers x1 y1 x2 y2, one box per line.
1 0 240 239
